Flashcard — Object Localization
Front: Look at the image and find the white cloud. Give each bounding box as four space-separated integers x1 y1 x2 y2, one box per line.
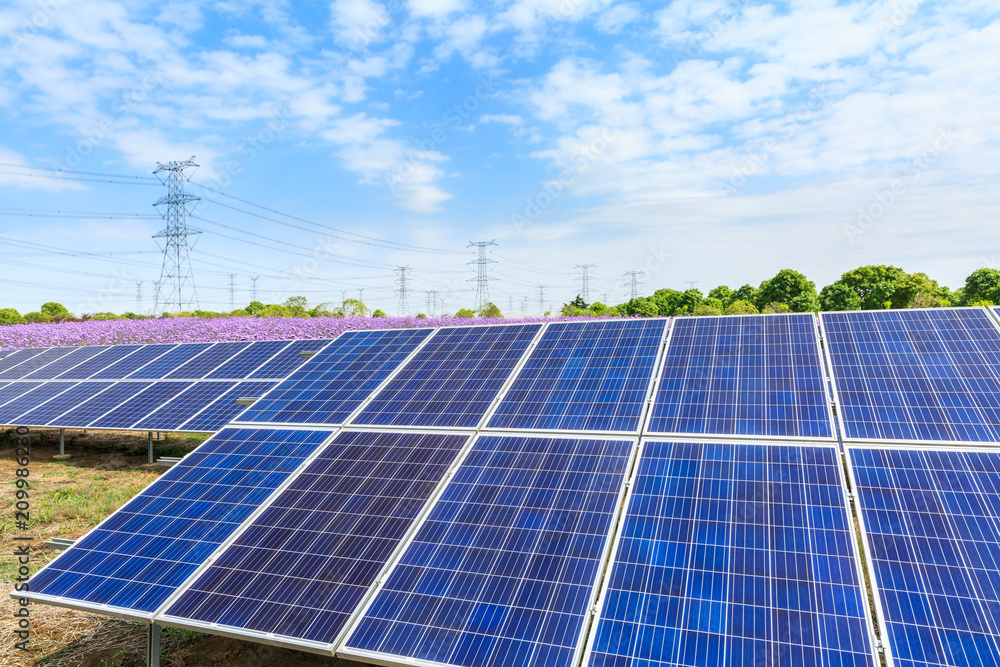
330 0 391 47
595 3 640 33
408 0 464 20
0 147 85 191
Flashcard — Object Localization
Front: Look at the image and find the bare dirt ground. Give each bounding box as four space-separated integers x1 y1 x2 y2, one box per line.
0 429 367 667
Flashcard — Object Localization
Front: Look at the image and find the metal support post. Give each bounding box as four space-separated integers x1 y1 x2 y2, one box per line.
148 431 154 464
59 429 65 456
147 622 160 667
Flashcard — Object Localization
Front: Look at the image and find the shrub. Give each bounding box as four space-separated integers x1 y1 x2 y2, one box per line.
372 309 387 317
0 308 25 325
455 308 476 318
23 311 52 324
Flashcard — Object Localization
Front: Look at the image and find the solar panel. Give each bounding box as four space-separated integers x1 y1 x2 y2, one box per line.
0 347 76 380
486 319 666 433
0 382 78 424
127 343 215 379
132 382 240 431
0 381 44 414
849 446 1000 667
49 382 153 428
22 427 333 617
823 308 1000 443
353 324 542 429
342 434 634 667
55 344 144 380
206 341 291 379
89 381 194 429
647 314 834 439
0 350 39 375
178 381 278 432
21 346 110 380
90 344 177 380
249 339 333 379
583 440 876 667
14 381 115 427
241 329 433 426
162 430 471 650
165 342 253 379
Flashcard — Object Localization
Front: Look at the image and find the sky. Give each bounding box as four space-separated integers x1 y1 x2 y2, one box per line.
0 0 997 316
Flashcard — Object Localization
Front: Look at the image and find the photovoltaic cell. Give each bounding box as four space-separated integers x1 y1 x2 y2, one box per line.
0 349 43 375
0 347 76 380
22 346 110 380
132 382 240 431
849 447 1000 667
344 434 634 667
127 343 214 379
0 382 78 423
353 324 541 429
242 328 433 425
487 319 666 433
824 308 1000 443
206 341 291 379
585 441 875 667
89 382 194 429
15 382 115 426
647 314 833 439
55 344 143 380
51 382 152 428
249 339 333 379
23 428 333 616
165 342 253 379
178 381 278 432
164 430 470 648
90 344 176 380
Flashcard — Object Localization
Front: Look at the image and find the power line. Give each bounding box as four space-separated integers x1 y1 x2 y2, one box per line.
0 161 159 181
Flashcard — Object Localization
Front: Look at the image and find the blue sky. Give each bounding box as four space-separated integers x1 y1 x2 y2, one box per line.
0 0 998 315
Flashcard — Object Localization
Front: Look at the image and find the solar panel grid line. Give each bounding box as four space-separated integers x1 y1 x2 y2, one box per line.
89 344 179 380
21 346 114 380
482 319 671 437
844 444 1000 667
636 318 678 439
157 428 480 655
176 380 280 433
350 323 546 430
582 439 880 667
205 340 293 380
823 308 1000 445
16 427 341 621
248 338 337 379
0 381 83 425
86 381 196 429
42 381 152 428
54 344 145 380
130 381 241 432
817 314 853 448
11 381 118 428
123 343 216 380
338 432 640 667
0 349 35 376
164 342 254 380
0 347 78 380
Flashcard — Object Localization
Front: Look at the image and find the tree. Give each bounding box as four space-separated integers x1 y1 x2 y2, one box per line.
40 302 69 318
963 268 1000 305
568 295 588 310
831 265 908 310
479 302 502 318
733 284 759 305
819 283 862 311
708 286 735 308
589 302 607 316
246 301 265 316
677 289 703 315
23 311 52 323
761 302 790 313
90 312 120 320
309 302 337 317
652 289 684 316
895 272 949 308
757 270 818 312
372 309 387 317
625 297 658 317
283 296 308 317
0 308 25 325
340 298 370 317
455 308 476 318
261 304 292 317
693 303 723 316
229 308 249 317
724 299 758 315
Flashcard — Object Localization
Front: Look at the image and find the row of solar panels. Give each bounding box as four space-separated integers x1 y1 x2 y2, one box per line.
0 339 331 432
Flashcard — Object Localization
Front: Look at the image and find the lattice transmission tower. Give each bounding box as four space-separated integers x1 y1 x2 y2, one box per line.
624 271 643 300
134 281 143 314
575 264 596 303
537 285 546 312
228 274 237 310
250 275 260 302
152 157 201 313
468 240 497 311
395 266 411 315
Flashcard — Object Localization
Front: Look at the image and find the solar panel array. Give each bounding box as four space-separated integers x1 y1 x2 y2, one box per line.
40 311 1000 667
0 338 331 432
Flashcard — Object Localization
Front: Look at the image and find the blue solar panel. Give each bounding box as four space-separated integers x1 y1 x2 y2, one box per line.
850 447 1000 667
249 339 332 379
0 349 43 375
127 343 214 379
585 440 876 667
487 319 666 433
242 328 433 425
206 341 291 379
21 346 110 380
132 382 240 431
55 344 144 380
163 430 470 648
165 342 253 379
24 428 333 616
90 344 177 380
178 381 278 432
0 382 78 423
353 324 541 429
647 314 833 439
50 382 152 427
343 434 634 667
15 382 115 426
0 381 44 414
0 348 76 380
824 308 1000 443
89 381 194 429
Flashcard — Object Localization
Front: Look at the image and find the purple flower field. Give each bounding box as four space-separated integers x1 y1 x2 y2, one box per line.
0 315 624 351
